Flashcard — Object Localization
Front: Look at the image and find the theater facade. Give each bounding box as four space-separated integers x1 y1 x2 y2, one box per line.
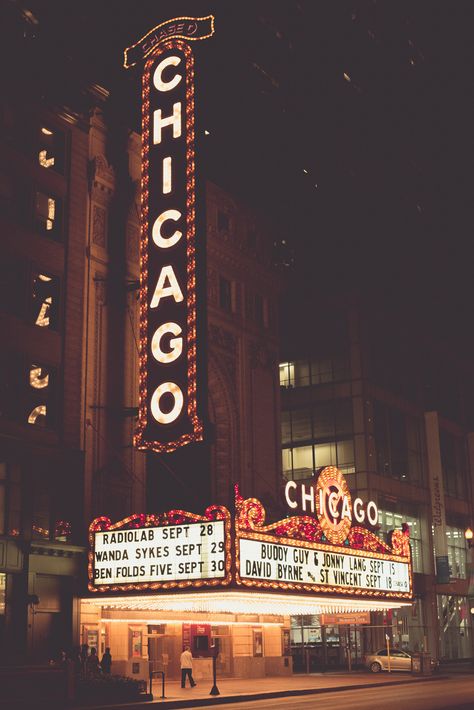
81 467 413 679
80 18 412 681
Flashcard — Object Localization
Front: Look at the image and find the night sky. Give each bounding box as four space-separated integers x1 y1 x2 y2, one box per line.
4 0 474 350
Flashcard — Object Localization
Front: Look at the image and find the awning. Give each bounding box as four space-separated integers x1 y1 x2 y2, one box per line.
81 591 411 616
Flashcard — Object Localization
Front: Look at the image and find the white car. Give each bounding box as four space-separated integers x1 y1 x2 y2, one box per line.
364 649 438 673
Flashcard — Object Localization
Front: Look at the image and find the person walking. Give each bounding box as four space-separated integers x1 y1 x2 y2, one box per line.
101 647 112 675
180 646 196 688
86 647 101 678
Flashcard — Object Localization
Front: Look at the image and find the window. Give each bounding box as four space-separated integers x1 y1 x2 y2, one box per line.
219 277 232 312
279 362 294 388
0 462 21 537
32 483 50 538
27 363 56 429
34 191 62 239
282 399 355 480
440 431 467 499
31 272 59 330
446 526 467 579
278 356 350 388
0 256 27 319
37 126 65 173
374 402 424 484
217 210 230 233
437 595 472 659
378 509 423 573
289 408 311 442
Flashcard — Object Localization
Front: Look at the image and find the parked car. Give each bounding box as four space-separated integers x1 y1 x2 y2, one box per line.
364 649 438 673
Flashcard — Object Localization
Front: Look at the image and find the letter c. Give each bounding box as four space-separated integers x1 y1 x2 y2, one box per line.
153 55 182 92
328 491 340 518
152 209 182 249
285 481 297 509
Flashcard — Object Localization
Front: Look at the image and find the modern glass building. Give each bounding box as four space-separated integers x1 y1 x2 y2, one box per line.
280 298 474 667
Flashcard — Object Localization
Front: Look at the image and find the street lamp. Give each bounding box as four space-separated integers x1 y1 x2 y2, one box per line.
464 527 473 549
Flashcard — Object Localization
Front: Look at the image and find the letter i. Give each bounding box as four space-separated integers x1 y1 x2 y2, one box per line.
163 156 172 194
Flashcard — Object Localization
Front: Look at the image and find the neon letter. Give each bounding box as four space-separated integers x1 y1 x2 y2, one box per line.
162 156 172 194
153 103 182 144
153 55 182 92
353 498 365 523
341 495 352 521
151 322 183 363
284 481 298 509
328 491 340 518
301 484 314 514
152 210 182 249
366 500 378 526
150 265 184 309
150 382 183 424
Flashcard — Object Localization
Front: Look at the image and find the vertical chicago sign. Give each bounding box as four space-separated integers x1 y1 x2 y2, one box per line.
125 17 214 452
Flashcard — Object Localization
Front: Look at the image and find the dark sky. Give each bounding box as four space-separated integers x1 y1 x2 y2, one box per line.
5 0 474 347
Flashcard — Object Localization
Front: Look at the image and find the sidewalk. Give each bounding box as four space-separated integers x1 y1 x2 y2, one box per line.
85 670 447 710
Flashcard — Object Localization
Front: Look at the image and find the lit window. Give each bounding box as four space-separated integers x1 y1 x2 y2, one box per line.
29 365 49 389
28 404 47 426
279 362 295 387
32 273 59 330
37 126 64 173
35 191 60 236
26 363 56 429
446 525 468 579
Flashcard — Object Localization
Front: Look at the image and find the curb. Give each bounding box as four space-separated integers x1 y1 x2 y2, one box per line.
85 673 448 709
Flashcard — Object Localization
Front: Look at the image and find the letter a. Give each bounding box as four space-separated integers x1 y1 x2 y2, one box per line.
150 265 184 309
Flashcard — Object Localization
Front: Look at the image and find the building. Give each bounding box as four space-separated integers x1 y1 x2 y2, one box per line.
0 85 283 670
279 293 474 668
0 92 89 663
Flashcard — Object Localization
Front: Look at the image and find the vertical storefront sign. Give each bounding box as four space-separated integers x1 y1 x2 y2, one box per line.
125 18 214 453
425 412 450 583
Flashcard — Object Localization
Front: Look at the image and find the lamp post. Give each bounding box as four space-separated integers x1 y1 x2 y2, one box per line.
209 644 220 696
464 527 473 548
465 528 474 660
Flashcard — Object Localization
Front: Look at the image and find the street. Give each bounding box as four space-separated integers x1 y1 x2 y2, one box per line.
193 676 474 710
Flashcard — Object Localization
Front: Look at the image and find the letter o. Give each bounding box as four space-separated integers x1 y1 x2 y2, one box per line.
152 210 182 249
353 498 365 524
153 55 182 92
151 322 183 363
285 481 298 509
366 500 378 527
150 382 183 424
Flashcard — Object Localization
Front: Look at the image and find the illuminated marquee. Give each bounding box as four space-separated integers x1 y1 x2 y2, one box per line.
88 468 412 601
88 506 231 593
235 468 413 600
127 19 214 453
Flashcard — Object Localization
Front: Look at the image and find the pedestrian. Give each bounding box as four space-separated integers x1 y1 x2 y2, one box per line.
71 646 82 676
80 643 89 677
86 647 101 678
101 647 112 675
180 645 196 688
